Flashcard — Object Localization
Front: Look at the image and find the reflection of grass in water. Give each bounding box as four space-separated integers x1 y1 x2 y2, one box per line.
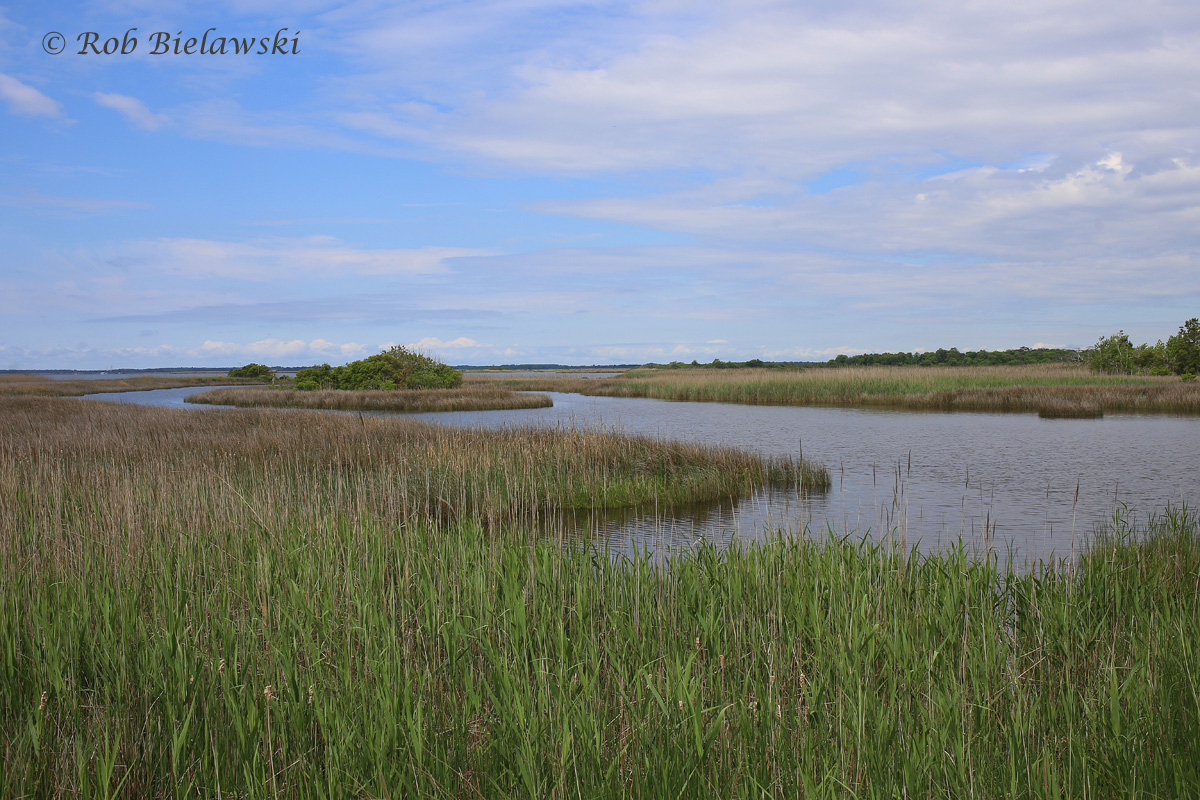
4 420 1197 799
187 384 557 413
479 363 1200 414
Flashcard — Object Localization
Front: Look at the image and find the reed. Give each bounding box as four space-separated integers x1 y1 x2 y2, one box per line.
0 397 824 555
187 385 555 413
481 364 1200 415
2 403 1196 798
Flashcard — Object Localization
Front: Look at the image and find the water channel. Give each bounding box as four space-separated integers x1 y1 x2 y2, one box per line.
82 385 1200 562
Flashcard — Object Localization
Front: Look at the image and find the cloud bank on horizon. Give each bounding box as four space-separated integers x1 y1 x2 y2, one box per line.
1 0 1197 368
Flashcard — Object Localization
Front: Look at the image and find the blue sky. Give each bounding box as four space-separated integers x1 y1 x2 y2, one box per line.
1 0 1198 368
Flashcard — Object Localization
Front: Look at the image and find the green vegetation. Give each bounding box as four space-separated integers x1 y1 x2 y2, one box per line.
1089 318 1200 377
188 385 555 413
227 363 277 380
297 346 462 391
642 347 1077 370
2 396 1196 796
826 346 1078 368
482 363 1200 415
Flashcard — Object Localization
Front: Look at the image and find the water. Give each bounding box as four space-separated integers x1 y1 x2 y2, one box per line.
80 385 244 409
82 386 1200 560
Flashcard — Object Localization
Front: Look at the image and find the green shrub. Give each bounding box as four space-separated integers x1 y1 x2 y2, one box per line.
295 346 462 391
227 363 275 379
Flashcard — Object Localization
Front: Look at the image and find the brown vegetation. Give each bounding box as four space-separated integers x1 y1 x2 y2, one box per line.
187 384 554 413
473 364 1200 415
0 373 260 397
0 397 825 563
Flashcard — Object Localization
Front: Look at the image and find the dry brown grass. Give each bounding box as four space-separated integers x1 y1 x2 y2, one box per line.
0 374 260 397
188 385 554 413
472 364 1200 414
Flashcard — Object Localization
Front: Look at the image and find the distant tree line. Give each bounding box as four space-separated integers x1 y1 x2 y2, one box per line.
646 348 1081 371
295 346 462 391
824 347 1077 368
647 358 791 370
1087 318 1199 379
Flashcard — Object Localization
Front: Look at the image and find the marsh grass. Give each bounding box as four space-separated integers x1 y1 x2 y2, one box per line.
2 395 1196 799
187 385 555 413
0 397 823 552
0 374 261 397
481 364 1200 415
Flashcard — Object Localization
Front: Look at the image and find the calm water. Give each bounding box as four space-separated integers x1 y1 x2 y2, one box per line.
82 386 1200 560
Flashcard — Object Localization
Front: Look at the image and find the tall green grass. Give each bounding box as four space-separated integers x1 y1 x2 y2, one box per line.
2 397 1196 797
4 504 1197 796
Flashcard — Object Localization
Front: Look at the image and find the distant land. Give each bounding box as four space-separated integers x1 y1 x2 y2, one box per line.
0 347 1079 376
0 364 646 376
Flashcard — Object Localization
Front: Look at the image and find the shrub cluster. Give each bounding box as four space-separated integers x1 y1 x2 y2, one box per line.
826 346 1077 368
295 346 462 391
1088 318 1200 377
226 363 275 379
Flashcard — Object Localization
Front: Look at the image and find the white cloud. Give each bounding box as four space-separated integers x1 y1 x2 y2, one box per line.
199 338 367 361
0 73 62 117
87 237 491 281
408 336 486 350
93 92 171 131
376 2 1200 175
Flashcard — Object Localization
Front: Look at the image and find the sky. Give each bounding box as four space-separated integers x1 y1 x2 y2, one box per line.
1 0 1198 369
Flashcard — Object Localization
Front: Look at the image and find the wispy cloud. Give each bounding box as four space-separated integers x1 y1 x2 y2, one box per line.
84 236 492 282
0 192 149 214
93 92 171 130
0 73 62 117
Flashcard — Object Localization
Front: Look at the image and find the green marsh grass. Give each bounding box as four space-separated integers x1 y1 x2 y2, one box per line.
481 364 1200 415
2 397 1197 797
187 384 555 413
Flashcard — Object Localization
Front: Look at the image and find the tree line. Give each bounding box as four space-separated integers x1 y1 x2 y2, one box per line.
1087 318 1199 378
824 346 1077 368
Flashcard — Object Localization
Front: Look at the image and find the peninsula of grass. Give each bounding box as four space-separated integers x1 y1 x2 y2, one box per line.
1 397 1195 797
4 397 824 532
482 363 1200 416
0 372 263 398
187 384 555 413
